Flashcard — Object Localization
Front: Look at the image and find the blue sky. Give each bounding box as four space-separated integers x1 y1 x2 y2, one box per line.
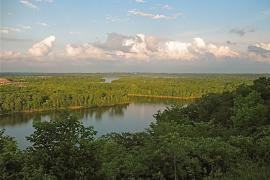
0 0 270 73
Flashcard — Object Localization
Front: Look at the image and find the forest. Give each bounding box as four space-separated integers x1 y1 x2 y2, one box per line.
1 77 269 179
0 74 260 114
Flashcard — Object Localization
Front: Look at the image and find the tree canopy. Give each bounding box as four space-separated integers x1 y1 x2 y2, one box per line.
1 76 270 179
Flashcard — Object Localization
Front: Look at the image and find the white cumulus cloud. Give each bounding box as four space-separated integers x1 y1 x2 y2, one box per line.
115 34 238 60
159 41 194 60
65 44 111 59
28 36 56 57
188 38 239 58
207 44 239 58
0 33 244 62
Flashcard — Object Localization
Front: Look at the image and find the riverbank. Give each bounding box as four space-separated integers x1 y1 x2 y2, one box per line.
0 102 130 116
0 95 198 116
128 94 200 100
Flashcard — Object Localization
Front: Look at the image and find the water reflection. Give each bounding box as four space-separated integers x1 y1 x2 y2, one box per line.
72 104 128 121
103 77 119 83
130 96 192 105
0 98 191 149
0 113 43 126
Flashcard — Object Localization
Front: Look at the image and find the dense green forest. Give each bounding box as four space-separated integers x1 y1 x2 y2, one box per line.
1 77 269 179
0 75 129 114
0 74 260 114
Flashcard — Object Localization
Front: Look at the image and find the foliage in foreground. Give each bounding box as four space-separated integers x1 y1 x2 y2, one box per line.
1 77 270 179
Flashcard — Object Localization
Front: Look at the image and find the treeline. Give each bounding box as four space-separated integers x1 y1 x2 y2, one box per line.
1 77 269 179
0 75 252 114
116 76 252 98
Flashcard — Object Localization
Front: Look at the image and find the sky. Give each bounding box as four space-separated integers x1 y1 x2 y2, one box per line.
0 0 270 73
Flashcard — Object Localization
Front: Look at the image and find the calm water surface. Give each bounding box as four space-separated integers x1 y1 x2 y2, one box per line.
103 77 119 83
0 98 190 149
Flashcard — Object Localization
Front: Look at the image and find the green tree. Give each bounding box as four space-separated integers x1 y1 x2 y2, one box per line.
23 111 102 179
231 91 268 135
0 130 23 180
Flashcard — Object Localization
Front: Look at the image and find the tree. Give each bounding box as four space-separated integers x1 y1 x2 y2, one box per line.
231 91 268 135
0 130 23 180
23 111 102 179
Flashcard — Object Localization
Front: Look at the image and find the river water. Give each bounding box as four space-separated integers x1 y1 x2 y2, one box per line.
0 97 190 149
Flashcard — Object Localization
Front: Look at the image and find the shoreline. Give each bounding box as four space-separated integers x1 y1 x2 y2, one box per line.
128 94 199 100
0 95 198 116
0 102 130 116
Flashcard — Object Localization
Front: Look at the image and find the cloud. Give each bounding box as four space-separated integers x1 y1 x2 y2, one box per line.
28 36 56 57
229 28 255 37
0 25 31 34
128 9 181 20
35 0 54 3
226 41 236 45
134 0 145 3
119 34 153 60
248 43 270 62
95 34 238 61
19 0 53 10
157 37 238 60
163 4 172 10
159 41 194 60
36 22 48 27
65 33 158 61
68 31 80 35
18 24 31 30
1 37 33 42
156 3 173 10
230 29 245 36
207 44 239 58
0 27 21 34
0 29 9 34
1 36 56 60
255 43 270 51
0 51 23 59
105 15 121 23
65 44 112 60
1 34 269 73
1 33 263 63
20 0 39 9
95 33 132 52
96 34 159 60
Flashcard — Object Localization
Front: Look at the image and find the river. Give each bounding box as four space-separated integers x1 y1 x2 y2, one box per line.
0 97 191 149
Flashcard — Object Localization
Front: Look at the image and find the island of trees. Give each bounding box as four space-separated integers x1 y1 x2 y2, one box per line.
1 77 269 179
